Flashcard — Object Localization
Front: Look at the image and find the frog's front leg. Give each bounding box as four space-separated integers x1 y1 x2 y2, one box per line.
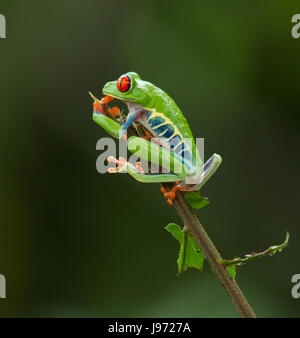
92 95 141 140
93 111 122 139
92 94 123 139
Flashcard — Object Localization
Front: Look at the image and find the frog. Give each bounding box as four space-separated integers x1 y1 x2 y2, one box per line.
91 72 222 205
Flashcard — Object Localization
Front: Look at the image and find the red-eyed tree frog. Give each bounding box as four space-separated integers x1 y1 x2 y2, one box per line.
91 72 222 205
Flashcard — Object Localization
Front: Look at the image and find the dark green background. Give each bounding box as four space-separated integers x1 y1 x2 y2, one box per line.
0 1 299 317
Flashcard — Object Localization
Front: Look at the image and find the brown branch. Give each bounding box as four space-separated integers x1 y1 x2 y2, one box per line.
163 183 256 318
119 107 256 318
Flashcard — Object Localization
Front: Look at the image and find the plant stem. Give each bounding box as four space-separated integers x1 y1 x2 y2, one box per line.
127 120 256 318
163 183 256 318
219 232 289 266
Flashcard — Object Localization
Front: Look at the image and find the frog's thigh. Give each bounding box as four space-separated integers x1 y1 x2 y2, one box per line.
126 166 183 183
127 136 189 176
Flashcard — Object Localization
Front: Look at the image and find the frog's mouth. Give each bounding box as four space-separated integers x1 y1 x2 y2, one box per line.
102 92 135 102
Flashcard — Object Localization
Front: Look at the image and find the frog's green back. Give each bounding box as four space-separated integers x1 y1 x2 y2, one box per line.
139 80 195 142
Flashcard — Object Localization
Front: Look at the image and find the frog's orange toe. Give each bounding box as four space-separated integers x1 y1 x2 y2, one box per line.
107 167 118 173
160 183 188 206
107 156 117 163
107 156 128 168
101 95 114 105
135 162 144 174
93 100 102 114
108 106 121 116
164 191 175 200
161 187 166 193
160 186 177 206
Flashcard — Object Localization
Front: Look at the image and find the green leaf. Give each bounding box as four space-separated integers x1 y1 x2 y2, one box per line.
184 192 210 209
165 223 204 274
227 265 236 278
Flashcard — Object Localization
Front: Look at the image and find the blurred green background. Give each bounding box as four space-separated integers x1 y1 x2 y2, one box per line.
0 0 299 317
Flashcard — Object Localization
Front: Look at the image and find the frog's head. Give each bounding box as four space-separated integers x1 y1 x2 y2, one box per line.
102 72 150 106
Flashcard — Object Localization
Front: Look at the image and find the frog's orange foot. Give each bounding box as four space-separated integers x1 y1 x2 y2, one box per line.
93 100 107 115
161 182 185 205
91 94 114 115
108 106 121 116
107 156 127 173
107 157 144 174
107 156 127 167
101 95 114 105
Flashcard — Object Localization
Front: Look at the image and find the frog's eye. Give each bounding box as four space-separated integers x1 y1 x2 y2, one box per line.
117 75 131 92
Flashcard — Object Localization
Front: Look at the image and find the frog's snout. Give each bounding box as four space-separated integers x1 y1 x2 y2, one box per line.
103 80 121 98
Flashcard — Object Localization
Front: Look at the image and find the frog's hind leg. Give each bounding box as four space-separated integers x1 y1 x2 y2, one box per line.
107 156 184 184
196 153 222 190
162 153 222 205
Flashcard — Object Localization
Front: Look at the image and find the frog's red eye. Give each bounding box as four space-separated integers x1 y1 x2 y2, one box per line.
117 75 131 92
